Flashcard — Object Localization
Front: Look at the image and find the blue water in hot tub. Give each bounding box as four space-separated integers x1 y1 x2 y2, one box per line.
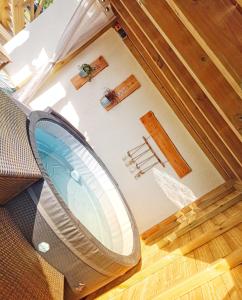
35 127 113 248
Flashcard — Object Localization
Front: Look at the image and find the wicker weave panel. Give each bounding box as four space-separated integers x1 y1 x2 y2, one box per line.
6 189 110 299
0 176 37 205
0 90 40 177
0 207 64 300
0 90 41 203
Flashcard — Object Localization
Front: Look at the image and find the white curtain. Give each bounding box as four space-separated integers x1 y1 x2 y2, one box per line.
14 0 114 104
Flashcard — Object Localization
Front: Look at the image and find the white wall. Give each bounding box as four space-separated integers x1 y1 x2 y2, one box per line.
4 10 224 233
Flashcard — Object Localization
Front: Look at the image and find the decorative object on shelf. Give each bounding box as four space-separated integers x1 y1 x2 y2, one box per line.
100 88 118 108
78 63 95 81
114 21 127 40
101 75 141 111
140 111 192 178
71 56 108 90
123 136 166 179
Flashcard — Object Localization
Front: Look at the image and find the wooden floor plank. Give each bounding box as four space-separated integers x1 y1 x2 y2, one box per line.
94 212 242 299
152 248 242 300
92 190 242 300
201 212 242 300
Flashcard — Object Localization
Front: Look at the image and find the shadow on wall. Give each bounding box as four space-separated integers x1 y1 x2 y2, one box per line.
152 167 196 210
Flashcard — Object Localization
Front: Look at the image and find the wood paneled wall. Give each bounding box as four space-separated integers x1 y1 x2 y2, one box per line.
110 0 242 181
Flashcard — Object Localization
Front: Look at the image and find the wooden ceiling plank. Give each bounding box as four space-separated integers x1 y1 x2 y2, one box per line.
10 0 25 34
136 0 242 138
115 0 242 171
165 0 242 100
112 2 240 180
0 0 11 30
29 0 35 21
235 0 242 7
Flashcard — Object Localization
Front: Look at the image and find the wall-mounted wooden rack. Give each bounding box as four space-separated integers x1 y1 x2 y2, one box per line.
140 111 192 178
123 136 165 179
71 56 108 90
102 74 141 111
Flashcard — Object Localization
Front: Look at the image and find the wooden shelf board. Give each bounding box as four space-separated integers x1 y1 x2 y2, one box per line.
71 56 108 90
104 74 141 111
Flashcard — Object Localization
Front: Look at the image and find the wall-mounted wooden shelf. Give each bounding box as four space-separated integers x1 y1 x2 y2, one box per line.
140 111 192 178
103 75 141 111
71 56 108 90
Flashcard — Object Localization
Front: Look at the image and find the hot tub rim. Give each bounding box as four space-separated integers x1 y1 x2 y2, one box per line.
27 110 141 272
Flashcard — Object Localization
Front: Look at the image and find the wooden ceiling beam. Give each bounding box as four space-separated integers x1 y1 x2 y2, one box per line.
112 5 240 180
164 0 242 100
113 0 242 178
136 0 242 137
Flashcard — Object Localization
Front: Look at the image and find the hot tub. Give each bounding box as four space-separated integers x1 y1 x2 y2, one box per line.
7 110 140 299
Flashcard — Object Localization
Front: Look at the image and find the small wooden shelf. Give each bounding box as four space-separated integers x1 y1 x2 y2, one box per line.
71 56 108 90
102 75 141 111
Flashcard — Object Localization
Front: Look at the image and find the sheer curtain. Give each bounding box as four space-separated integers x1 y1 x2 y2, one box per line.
14 0 114 104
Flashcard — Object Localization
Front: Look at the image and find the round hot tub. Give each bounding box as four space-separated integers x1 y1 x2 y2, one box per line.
7 110 140 299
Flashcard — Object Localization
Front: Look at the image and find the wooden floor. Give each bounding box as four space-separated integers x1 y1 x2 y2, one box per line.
86 181 242 300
